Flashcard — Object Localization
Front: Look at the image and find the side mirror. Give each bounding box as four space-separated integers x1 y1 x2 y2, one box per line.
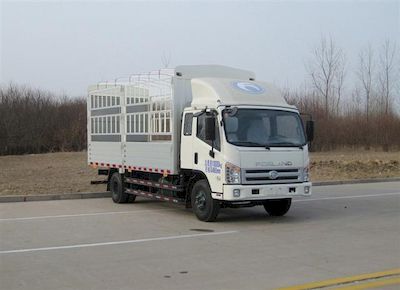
306 120 314 142
205 115 216 141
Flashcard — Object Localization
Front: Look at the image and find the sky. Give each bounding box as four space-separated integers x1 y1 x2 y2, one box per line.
0 0 399 97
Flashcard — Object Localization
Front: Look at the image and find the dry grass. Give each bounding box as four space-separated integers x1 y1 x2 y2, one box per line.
0 152 104 196
0 150 399 196
310 150 400 181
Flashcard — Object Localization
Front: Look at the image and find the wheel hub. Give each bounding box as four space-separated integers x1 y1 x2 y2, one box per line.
195 190 207 210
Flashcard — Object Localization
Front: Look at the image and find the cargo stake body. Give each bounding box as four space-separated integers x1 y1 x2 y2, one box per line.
88 65 314 221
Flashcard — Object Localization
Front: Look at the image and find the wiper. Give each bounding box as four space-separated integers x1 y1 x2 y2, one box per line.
266 142 304 149
232 141 267 147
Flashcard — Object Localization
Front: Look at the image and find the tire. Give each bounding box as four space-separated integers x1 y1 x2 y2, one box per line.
110 172 134 203
127 194 136 203
191 180 220 222
263 198 292 216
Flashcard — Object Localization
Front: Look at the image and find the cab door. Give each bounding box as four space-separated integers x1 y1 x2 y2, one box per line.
192 112 223 193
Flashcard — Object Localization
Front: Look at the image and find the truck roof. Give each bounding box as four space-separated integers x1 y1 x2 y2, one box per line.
190 78 294 109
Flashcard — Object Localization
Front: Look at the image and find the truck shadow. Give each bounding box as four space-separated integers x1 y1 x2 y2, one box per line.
216 208 305 224
130 197 355 224
209 200 360 224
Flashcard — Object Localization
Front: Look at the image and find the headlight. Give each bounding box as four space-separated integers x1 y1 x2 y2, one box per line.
303 166 310 182
225 162 241 184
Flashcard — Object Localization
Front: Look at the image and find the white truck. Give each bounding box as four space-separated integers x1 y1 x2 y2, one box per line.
87 65 314 221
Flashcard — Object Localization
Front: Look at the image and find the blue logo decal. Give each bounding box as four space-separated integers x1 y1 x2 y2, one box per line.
205 160 222 174
232 81 265 94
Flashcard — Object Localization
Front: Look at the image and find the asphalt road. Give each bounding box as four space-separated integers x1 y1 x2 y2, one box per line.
1 182 399 290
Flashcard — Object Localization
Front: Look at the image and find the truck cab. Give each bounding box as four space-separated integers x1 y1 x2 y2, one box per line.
180 77 313 221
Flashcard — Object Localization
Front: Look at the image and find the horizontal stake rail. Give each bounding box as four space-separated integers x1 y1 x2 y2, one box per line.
125 188 185 204
125 177 184 192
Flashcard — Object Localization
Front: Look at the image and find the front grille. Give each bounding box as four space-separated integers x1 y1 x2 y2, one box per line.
242 168 301 184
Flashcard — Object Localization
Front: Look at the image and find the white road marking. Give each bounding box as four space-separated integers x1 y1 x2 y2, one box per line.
0 208 175 222
293 192 400 202
0 231 238 254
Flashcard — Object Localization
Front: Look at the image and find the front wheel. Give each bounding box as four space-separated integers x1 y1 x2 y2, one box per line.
191 180 220 222
263 198 291 216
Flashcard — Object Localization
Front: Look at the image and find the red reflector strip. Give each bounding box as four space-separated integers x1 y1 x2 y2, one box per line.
91 163 172 175
126 166 171 175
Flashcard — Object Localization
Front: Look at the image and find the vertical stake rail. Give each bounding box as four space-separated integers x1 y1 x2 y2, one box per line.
149 90 153 142
163 94 167 133
121 84 127 170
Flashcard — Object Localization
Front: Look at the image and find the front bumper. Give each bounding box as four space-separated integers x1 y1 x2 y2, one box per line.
212 182 312 201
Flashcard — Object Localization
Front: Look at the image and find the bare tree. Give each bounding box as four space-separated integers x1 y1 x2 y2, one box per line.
357 44 375 121
378 40 398 115
307 36 346 117
0 84 87 155
333 57 346 115
161 51 171 68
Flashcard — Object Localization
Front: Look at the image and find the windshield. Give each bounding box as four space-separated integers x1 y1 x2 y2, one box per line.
223 108 306 147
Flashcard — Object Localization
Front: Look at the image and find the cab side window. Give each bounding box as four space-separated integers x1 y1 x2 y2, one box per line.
196 114 220 151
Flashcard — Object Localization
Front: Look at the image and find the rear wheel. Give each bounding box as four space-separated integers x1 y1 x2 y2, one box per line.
263 198 291 216
191 180 220 222
110 173 135 203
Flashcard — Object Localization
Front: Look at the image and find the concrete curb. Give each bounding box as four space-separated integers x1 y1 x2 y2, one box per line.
0 177 399 203
312 177 400 186
0 192 110 203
